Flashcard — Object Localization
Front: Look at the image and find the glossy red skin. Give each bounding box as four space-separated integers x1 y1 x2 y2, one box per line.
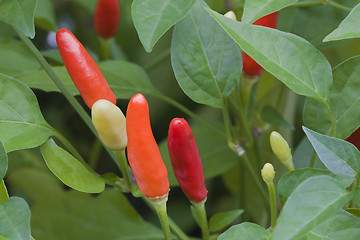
56 28 116 109
167 118 207 202
346 127 360 151
94 0 120 39
126 94 169 198
242 12 279 77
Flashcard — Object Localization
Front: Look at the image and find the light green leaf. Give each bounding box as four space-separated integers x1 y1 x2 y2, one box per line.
0 197 31 240
160 123 238 186
261 105 294 129
31 190 164 239
171 0 242 108
40 138 105 193
218 222 271 240
304 55 360 139
0 74 53 152
242 0 298 23
209 209 244 232
277 168 354 204
0 0 36 38
0 141 7 180
302 210 360 240
303 126 360 180
206 8 332 101
132 0 196 52
324 3 360 42
0 180 8 205
273 175 352 240
34 0 56 31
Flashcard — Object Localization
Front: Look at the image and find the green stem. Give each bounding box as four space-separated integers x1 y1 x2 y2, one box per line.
222 98 237 147
115 150 133 191
323 100 336 137
151 92 226 139
309 150 317 168
328 1 352 12
144 48 171 72
267 182 277 229
88 139 102 169
99 37 110 60
290 0 324 8
192 200 210 240
151 196 172 240
0 180 9 205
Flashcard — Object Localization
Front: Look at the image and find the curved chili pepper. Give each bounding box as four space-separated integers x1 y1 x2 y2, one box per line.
94 0 120 39
242 12 279 77
56 28 116 109
167 118 207 202
126 93 169 199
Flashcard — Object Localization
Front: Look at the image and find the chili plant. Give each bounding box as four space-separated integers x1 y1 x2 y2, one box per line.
0 0 360 239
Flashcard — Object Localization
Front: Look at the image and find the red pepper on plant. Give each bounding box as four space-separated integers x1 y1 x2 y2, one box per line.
56 28 116 109
94 0 120 39
167 118 207 202
126 93 169 199
242 12 279 77
346 127 360 151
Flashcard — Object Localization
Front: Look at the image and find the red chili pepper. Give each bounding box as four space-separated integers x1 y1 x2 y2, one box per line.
242 12 279 77
346 127 360 151
126 93 169 198
167 118 207 202
56 28 116 109
94 0 120 39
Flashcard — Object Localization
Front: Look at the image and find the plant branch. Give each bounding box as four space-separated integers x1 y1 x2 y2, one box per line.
144 49 171 72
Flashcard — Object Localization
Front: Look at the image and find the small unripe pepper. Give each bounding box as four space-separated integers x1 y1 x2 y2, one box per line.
94 0 120 39
270 131 294 171
91 99 127 150
167 118 207 202
345 127 360 151
261 163 275 184
126 93 169 199
242 12 279 77
56 28 116 108
224 11 237 21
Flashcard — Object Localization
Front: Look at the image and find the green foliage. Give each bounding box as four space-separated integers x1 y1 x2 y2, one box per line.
0 142 7 180
209 209 244 232
218 222 270 240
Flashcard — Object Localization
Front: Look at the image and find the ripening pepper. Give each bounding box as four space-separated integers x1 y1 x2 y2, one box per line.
91 99 127 150
346 127 360 151
126 93 169 199
242 12 279 77
94 0 120 39
56 28 116 109
167 118 207 202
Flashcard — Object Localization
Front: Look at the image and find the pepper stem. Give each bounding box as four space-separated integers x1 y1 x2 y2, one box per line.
115 150 133 192
99 37 110 60
267 182 277 229
192 199 210 240
150 193 172 240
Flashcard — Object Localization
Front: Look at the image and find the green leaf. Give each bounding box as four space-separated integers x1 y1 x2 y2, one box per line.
0 180 8 205
0 197 31 240
206 8 332 101
0 0 36 38
304 55 360 139
324 3 360 42
17 60 158 99
0 74 53 152
159 123 238 186
302 210 360 240
171 0 242 108
132 0 196 52
0 141 7 180
242 0 298 23
218 222 271 240
31 190 164 239
303 126 360 180
346 208 360 218
40 138 105 193
260 105 294 129
209 209 244 232
34 0 56 31
277 168 353 204
273 175 352 240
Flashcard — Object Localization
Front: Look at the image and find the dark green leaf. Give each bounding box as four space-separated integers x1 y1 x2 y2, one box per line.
260 105 294 129
277 168 353 204
209 209 244 232
40 138 105 193
0 74 53 152
0 141 7 180
218 222 270 240
207 8 332 101
304 55 360 139
242 0 298 23
303 126 360 179
273 175 352 240
0 197 31 240
171 0 242 108
132 0 196 52
346 208 360 218
34 0 56 31
324 3 360 42
0 0 36 38
159 123 238 186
